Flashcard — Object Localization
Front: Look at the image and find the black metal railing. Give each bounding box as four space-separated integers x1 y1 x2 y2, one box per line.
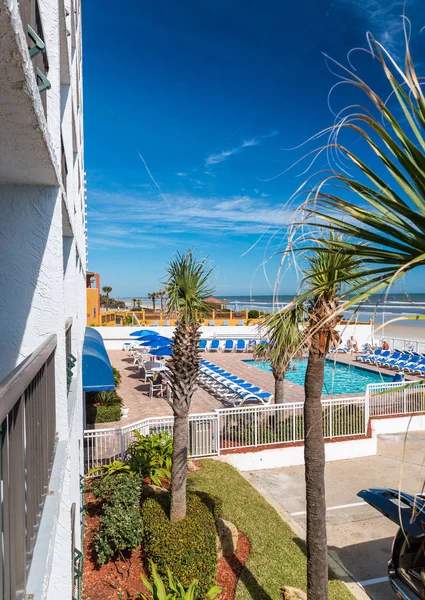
0 335 57 599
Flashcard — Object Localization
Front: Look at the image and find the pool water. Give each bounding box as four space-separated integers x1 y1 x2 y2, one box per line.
244 359 394 395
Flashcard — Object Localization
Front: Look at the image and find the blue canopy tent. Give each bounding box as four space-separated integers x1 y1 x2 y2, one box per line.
82 327 115 392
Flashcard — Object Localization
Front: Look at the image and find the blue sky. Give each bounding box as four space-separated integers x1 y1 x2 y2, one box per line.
83 0 425 298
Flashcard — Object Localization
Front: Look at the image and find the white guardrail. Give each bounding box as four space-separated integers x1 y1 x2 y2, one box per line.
366 381 425 417
83 383 425 473
84 397 368 472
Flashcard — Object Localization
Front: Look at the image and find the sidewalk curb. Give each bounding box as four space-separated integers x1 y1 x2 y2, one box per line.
242 472 371 600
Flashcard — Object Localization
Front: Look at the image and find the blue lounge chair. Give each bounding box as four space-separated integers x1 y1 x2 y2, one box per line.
152 320 158 327
208 320 215 326
236 320 244 326
378 350 402 366
222 320 229 326
223 340 234 352
366 349 388 364
361 348 382 363
236 339 246 352
198 339 207 352
209 339 220 352
392 353 412 370
163 319 170 326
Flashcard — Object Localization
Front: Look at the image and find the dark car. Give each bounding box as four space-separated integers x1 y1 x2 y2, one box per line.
358 488 425 599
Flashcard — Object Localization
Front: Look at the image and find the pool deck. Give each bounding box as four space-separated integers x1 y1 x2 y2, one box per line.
86 350 422 429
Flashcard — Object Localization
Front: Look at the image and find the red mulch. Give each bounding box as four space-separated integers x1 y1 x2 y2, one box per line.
82 486 250 600
217 530 250 600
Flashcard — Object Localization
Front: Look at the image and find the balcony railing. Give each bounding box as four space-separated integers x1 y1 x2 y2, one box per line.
66 318 76 392
19 0 50 115
0 335 57 599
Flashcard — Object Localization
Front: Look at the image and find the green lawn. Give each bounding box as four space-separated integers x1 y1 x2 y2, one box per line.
188 460 354 600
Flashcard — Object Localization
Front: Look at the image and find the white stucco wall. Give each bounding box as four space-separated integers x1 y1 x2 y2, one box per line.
0 1 86 598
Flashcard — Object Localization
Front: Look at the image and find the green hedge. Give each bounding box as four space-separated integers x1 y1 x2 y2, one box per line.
87 404 121 423
93 473 143 565
142 493 217 595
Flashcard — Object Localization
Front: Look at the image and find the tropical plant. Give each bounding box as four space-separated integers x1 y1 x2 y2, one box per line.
126 431 173 486
102 286 112 310
293 237 362 599
163 250 214 521
96 390 123 406
132 298 138 308
137 561 222 600
136 298 141 309
254 307 305 403
148 292 158 311
87 460 132 479
296 34 425 306
112 366 122 388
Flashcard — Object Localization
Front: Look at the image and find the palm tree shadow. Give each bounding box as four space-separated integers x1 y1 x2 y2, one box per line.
225 552 274 600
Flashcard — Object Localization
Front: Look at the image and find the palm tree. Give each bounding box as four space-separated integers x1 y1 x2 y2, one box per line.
102 286 112 311
148 292 157 312
296 238 362 600
164 251 214 522
158 289 166 312
297 34 425 302
254 308 305 404
132 298 137 309
136 299 141 310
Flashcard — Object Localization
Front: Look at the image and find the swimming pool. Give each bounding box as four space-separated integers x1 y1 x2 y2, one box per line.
244 359 395 395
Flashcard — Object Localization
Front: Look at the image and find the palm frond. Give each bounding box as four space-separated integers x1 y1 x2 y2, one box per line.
299 34 425 297
255 307 306 375
163 250 215 321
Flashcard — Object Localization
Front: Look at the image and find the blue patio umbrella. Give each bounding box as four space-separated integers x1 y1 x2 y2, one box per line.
139 337 173 348
139 335 172 345
150 345 173 356
129 329 157 337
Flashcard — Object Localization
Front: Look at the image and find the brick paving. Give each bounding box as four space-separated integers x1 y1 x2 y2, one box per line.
89 348 422 430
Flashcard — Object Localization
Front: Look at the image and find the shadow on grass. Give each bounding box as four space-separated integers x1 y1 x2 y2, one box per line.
194 490 273 600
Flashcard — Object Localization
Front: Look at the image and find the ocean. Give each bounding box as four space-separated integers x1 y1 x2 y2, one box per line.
217 293 425 327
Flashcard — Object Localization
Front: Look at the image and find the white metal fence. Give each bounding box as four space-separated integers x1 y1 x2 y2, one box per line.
83 396 368 472
379 337 425 354
367 381 425 417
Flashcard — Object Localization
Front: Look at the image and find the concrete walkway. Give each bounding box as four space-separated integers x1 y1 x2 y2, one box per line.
243 430 425 599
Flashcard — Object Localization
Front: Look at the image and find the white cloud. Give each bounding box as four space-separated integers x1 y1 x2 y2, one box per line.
88 189 293 237
205 129 279 166
176 172 188 177
337 0 406 56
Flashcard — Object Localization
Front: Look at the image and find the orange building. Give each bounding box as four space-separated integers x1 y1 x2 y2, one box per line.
86 271 100 326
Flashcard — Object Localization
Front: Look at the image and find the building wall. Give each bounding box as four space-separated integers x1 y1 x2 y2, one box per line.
0 0 86 597
87 287 100 326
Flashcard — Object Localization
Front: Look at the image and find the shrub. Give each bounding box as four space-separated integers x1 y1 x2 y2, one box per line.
142 493 217 595
112 367 122 388
126 431 172 486
94 504 143 564
90 404 121 423
93 473 143 565
92 471 140 501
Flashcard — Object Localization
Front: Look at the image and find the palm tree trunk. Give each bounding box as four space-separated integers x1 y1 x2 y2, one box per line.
304 350 328 600
106 295 109 311
274 377 284 404
170 411 188 521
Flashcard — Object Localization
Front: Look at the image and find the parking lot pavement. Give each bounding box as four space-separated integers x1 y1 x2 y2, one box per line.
243 430 425 600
